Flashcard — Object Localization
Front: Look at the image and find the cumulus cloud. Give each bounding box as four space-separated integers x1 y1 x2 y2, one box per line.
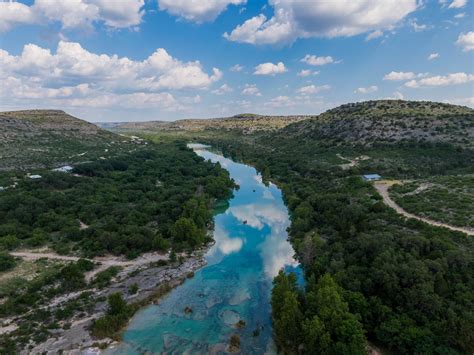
297 69 319 77
241 83 261 96
157 0 246 22
297 84 330 95
254 61 287 75
405 72 474 88
428 53 440 60
0 0 145 32
224 0 419 45
0 1 36 32
301 54 335 66
456 32 474 51
0 41 221 110
212 83 233 95
354 85 378 94
383 71 417 81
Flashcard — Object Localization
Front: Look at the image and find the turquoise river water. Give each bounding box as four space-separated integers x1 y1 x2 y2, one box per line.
113 144 301 354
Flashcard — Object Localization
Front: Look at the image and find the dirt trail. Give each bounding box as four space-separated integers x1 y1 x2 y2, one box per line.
374 180 474 236
10 251 169 281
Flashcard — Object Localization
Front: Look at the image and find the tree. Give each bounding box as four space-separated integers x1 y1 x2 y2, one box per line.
274 291 303 351
0 253 16 272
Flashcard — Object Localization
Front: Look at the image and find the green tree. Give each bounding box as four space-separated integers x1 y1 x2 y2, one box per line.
0 253 16 272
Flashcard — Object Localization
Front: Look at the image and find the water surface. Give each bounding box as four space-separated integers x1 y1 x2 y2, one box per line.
115 145 300 353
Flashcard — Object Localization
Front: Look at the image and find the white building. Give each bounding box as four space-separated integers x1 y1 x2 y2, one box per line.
52 165 73 173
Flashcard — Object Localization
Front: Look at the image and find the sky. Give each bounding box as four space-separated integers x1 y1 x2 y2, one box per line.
0 0 473 122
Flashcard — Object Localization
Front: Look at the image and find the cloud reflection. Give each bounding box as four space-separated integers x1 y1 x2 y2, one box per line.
228 202 299 278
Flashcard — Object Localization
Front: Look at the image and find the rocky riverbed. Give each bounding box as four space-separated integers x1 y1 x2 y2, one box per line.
21 252 208 354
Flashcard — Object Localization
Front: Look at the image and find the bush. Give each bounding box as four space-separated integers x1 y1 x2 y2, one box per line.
0 253 16 272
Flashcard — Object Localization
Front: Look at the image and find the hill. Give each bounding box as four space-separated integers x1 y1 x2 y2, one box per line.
0 110 135 170
107 113 310 134
281 100 474 147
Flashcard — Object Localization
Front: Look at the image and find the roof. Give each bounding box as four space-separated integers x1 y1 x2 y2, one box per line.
29 174 42 179
363 174 381 179
52 165 73 172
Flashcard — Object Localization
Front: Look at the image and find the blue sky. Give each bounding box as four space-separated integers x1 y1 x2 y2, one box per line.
0 0 473 122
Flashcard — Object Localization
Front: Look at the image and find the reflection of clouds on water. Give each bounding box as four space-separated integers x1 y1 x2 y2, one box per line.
253 174 263 184
228 203 287 230
207 224 243 259
262 190 274 200
260 226 299 278
229 202 298 278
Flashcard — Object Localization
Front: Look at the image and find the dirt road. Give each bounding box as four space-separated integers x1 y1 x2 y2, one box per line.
374 180 474 236
10 251 169 281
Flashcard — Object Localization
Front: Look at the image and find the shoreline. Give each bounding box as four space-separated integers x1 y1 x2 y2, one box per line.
21 243 213 354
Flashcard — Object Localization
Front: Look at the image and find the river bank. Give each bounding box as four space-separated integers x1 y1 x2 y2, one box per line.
16 246 210 354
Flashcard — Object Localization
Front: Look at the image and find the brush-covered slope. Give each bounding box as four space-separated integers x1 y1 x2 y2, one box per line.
0 110 133 170
108 113 310 134
282 100 474 147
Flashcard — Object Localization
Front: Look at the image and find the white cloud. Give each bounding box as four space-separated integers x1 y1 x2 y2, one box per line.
448 0 468 8
383 71 417 81
157 0 246 23
297 84 330 95
365 30 384 41
241 84 261 96
405 72 474 88
264 95 295 108
212 83 233 95
354 85 378 94
301 55 334 66
0 0 145 32
392 91 404 99
454 12 465 18
456 31 474 51
0 1 36 32
445 96 474 107
410 19 429 32
0 41 221 111
428 53 440 60
254 61 287 75
224 0 419 45
297 69 319 77
230 64 244 72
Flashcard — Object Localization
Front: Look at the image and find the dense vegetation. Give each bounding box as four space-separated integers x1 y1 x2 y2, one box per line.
0 142 234 258
92 292 136 339
390 175 474 228
272 271 366 354
189 100 474 354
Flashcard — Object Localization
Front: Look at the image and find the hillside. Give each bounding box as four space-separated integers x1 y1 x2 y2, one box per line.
0 110 134 170
281 100 474 147
107 113 310 134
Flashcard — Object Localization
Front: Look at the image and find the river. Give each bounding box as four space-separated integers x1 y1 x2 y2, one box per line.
114 144 301 353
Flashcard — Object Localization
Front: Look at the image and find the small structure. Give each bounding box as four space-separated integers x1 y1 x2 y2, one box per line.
28 174 42 179
52 165 73 173
363 174 381 182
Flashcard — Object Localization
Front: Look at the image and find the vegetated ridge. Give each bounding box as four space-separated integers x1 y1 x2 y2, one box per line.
103 113 311 134
281 100 474 147
0 110 133 170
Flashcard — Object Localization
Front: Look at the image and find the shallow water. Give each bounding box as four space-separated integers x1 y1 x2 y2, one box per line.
114 146 301 354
